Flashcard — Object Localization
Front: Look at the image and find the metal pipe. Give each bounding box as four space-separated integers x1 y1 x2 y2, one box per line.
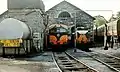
104 23 108 50
73 12 77 52
111 14 114 48
74 12 77 48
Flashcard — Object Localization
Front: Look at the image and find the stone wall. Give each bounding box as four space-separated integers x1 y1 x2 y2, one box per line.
46 1 94 29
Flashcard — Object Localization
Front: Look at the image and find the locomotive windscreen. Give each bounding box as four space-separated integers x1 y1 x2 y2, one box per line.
77 27 89 30
49 27 68 33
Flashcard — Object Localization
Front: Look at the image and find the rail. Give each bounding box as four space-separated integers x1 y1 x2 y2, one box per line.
52 51 98 72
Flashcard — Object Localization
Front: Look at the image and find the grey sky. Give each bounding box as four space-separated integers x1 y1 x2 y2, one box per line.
44 0 120 11
0 0 120 20
43 0 120 20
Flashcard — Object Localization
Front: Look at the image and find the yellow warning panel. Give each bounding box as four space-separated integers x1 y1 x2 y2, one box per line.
0 39 22 47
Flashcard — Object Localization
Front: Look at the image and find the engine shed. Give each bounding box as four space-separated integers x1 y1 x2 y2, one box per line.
46 0 95 31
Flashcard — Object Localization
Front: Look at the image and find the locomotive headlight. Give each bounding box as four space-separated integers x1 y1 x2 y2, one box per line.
57 34 60 37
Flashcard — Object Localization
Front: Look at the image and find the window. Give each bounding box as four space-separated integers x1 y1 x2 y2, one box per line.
59 28 67 32
58 11 71 18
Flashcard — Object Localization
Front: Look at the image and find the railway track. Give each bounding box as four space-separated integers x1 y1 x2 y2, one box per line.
52 51 98 72
84 50 120 72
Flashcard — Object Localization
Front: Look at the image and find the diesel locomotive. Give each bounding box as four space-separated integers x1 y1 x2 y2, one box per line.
45 24 71 50
75 27 94 51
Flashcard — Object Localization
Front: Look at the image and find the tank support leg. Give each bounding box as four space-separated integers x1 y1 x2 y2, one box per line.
18 47 20 55
2 47 5 56
30 40 32 53
26 40 28 54
14 48 17 55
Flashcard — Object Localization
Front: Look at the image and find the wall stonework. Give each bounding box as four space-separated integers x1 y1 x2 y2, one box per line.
0 9 45 34
46 1 94 28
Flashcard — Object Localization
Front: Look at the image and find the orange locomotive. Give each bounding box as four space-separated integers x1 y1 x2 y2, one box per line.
76 34 88 44
46 24 70 50
75 30 92 51
49 35 68 45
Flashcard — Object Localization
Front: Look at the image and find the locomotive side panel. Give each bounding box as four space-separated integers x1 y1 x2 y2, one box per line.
117 20 120 36
117 20 120 42
93 20 120 47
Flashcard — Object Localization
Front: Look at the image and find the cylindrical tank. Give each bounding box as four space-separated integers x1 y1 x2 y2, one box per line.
0 18 31 39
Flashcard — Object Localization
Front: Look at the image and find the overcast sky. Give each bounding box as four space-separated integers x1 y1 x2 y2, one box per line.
0 0 120 20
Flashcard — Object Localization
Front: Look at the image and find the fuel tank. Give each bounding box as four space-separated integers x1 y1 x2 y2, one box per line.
0 18 31 39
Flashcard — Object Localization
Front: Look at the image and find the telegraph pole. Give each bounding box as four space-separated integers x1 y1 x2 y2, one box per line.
74 12 77 52
111 14 114 48
104 23 108 50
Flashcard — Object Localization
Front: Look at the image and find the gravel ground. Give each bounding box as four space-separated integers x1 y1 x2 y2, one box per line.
90 46 120 56
0 51 59 72
0 58 57 72
19 51 54 62
2 47 120 72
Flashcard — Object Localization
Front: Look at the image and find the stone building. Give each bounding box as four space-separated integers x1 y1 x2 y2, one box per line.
0 0 45 51
46 1 95 30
